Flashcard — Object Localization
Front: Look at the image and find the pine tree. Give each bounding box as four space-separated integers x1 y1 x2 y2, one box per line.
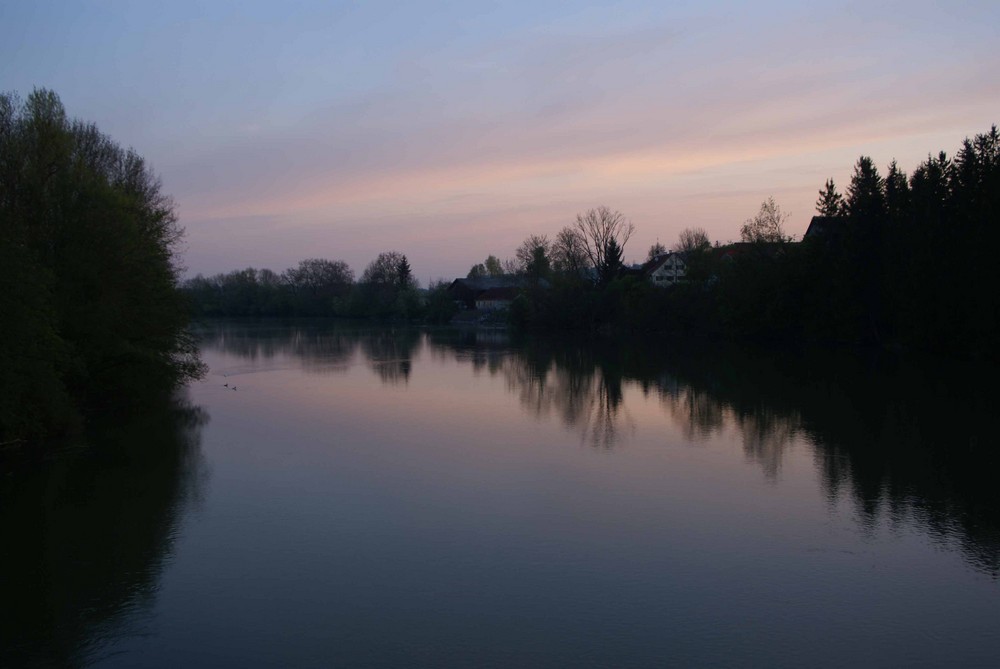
396 254 412 289
600 238 623 285
815 179 845 216
846 157 886 221
884 161 909 223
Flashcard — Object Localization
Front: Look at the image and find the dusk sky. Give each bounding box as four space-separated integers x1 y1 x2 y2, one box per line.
3 0 998 282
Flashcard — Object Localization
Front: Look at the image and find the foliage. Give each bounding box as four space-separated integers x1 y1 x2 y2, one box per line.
424 281 459 324
647 241 667 260
484 254 504 277
815 179 845 217
508 125 998 357
551 225 589 276
515 234 552 281
0 89 203 444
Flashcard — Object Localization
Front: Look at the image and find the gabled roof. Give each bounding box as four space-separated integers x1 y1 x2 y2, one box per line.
476 287 521 301
712 242 787 261
449 276 526 292
641 251 686 276
804 216 844 240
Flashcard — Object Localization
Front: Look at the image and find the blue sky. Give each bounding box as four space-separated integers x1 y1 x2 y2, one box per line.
3 0 998 281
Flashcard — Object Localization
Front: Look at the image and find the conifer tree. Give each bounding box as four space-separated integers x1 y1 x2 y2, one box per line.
396 254 413 289
815 179 845 216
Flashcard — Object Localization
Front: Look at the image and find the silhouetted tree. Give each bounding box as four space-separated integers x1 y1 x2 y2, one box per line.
284 258 354 314
396 254 413 289
674 228 711 253
740 197 789 243
515 234 551 281
0 89 202 443
484 254 504 277
884 161 909 222
815 179 845 216
574 206 634 282
600 239 624 285
551 226 589 276
647 241 667 260
362 251 406 285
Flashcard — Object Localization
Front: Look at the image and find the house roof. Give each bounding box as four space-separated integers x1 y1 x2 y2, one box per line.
449 276 527 292
711 242 787 261
476 287 521 301
804 216 844 239
641 251 686 276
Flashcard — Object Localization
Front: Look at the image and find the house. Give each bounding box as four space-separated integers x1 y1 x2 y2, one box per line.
642 252 687 287
803 216 844 241
447 276 537 309
475 286 521 311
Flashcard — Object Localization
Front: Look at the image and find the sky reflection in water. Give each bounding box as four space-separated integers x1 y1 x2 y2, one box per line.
3 322 998 667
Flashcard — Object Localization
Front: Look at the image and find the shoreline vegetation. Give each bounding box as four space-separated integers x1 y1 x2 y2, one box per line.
1 90 203 448
183 126 999 359
2 87 996 447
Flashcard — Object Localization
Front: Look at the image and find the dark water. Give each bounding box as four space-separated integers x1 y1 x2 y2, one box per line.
2 322 999 667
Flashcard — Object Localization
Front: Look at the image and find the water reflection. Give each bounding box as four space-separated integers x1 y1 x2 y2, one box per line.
0 394 208 667
199 322 999 578
360 328 421 384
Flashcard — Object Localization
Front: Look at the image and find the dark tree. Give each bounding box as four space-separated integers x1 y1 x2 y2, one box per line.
600 238 624 285
816 179 845 217
0 89 202 444
884 161 910 223
396 254 413 289
647 241 667 260
740 197 789 243
574 206 634 282
551 226 590 277
362 251 406 285
674 228 711 254
515 234 551 280
845 157 887 221
484 254 504 277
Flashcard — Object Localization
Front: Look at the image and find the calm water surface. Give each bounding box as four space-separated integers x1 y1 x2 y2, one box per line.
2 322 999 667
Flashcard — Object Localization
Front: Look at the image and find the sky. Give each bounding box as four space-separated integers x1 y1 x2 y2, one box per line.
3 0 998 282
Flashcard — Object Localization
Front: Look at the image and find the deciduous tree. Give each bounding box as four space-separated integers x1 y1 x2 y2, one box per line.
674 228 710 254
574 206 634 282
647 241 667 261
551 226 589 277
740 197 789 244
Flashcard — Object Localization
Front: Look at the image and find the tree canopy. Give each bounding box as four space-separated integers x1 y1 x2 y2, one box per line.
674 228 710 254
574 206 634 284
0 89 202 444
740 197 789 243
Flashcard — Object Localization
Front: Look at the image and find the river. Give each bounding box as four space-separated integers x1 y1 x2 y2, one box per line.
2 322 998 667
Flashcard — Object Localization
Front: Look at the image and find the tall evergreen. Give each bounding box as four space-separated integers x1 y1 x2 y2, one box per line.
396 254 413 289
815 179 845 216
600 238 623 286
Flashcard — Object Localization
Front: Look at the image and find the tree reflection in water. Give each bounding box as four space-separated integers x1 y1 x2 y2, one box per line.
199 322 999 578
0 394 208 667
360 328 420 384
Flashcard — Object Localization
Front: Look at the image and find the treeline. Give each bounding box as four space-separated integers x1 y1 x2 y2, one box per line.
182 252 457 323
0 90 202 445
509 127 999 356
181 125 999 355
